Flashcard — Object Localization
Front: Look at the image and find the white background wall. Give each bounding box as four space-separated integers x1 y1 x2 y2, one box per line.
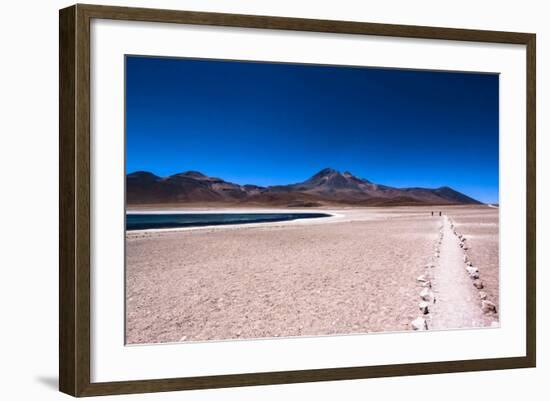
0 0 546 400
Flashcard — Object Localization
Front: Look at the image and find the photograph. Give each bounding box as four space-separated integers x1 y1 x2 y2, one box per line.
124 55 500 345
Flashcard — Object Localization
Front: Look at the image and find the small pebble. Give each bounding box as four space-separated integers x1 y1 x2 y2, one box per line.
466 266 479 279
481 300 497 314
411 317 428 331
420 287 432 301
466 266 479 274
473 280 484 289
419 301 429 315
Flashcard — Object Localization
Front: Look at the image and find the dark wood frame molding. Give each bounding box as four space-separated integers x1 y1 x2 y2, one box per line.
59 3 536 397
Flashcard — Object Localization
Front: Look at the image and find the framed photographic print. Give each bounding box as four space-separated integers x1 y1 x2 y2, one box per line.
59 4 536 397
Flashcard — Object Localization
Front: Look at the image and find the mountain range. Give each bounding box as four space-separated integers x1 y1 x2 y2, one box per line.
126 168 481 207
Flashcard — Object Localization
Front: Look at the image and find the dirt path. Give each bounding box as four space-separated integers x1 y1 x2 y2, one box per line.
429 215 486 330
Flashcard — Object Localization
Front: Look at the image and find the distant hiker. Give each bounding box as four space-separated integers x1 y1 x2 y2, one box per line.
439 211 442 216
431 211 434 216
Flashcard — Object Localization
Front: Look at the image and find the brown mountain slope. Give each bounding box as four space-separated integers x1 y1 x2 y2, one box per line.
126 168 482 207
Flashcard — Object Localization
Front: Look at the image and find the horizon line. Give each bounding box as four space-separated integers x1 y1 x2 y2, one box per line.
126 167 492 202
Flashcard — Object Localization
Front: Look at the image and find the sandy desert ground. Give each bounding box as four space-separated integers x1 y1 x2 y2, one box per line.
125 206 499 344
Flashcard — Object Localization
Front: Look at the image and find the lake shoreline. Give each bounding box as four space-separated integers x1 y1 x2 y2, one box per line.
126 211 333 231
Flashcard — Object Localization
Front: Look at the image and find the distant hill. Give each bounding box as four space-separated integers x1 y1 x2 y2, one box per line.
127 168 482 207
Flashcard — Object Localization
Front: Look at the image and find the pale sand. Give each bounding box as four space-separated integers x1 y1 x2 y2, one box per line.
125 206 499 344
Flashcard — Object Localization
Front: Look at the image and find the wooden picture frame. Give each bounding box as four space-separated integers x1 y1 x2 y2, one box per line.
59 3 536 397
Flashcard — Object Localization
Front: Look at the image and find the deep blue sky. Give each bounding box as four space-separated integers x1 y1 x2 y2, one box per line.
126 56 499 203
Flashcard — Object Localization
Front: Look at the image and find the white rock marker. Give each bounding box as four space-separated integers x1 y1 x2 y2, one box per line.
481 300 497 314
479 291 487 300
420 288 434 302
466 266 479 279
411 317 428 331
419 301 430 315
419 287 430 300
473 280 484 289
